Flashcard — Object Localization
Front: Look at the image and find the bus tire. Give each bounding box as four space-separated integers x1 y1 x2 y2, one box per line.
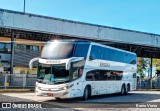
125 84 130 94
82 86 89 100
120 84 125 95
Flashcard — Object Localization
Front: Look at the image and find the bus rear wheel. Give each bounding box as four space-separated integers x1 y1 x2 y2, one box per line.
120 84 125 95
125 84 130 94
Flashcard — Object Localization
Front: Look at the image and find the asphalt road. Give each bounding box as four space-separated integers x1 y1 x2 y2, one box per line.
0 91 160 111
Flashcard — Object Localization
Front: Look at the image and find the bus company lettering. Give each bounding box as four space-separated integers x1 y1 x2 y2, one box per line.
100 62 110 67
46 60 60 64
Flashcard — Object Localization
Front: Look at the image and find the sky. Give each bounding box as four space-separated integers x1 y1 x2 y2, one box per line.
0 0 160 34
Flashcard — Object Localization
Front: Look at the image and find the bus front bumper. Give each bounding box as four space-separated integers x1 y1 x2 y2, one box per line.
35 87 70 98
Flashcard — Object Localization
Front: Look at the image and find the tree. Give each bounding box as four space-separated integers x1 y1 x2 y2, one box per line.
152 58 160 76
137 57 148 78
153 58 160 70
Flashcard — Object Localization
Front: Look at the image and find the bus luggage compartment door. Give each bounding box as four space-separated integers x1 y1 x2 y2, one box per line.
94 81 107 95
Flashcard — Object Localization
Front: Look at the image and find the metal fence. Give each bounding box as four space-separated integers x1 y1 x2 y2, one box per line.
0 74 160 89
0 74 37 89
137 76 160 89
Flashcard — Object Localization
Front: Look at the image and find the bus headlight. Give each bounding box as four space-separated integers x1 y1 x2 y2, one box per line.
62 87 67 90
59 84 74 90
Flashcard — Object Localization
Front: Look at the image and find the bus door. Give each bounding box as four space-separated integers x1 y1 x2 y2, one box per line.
86 71 95 95
70 68 83 97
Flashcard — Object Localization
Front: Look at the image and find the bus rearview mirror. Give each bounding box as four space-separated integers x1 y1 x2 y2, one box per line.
29 58 39 69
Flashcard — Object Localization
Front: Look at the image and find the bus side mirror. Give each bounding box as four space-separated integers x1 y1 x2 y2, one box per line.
29 58 39 69
89 56 94 61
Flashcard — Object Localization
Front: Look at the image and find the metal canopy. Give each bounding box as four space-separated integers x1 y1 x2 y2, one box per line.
1 28 160 58
0 9 160 48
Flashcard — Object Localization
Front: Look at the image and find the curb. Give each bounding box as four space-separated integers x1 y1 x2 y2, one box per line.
136 89 160 91
0 89 34 93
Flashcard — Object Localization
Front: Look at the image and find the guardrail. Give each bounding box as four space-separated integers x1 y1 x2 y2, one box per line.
0 74 160 89
137 77 160 89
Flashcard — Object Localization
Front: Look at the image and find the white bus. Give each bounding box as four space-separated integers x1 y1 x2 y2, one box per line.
29 40 137 100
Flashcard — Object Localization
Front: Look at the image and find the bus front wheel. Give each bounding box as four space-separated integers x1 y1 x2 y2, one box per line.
82 86 89 100
55 97 61 101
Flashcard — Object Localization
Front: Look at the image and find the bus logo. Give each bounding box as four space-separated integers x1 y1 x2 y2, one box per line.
100 62 110 67
46 60 60 64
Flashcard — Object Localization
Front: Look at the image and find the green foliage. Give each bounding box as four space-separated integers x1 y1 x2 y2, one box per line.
137 57 148 78
137 58 160 78
152 58 160 70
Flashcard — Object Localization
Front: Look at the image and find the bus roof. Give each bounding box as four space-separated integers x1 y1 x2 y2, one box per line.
47 39 136 55
48 39 90 43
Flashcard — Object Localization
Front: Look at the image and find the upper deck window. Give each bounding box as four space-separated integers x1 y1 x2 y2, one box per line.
90 45 136 64
74 42 90 58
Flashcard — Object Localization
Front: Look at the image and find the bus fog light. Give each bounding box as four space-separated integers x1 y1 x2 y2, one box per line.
63 92 68 95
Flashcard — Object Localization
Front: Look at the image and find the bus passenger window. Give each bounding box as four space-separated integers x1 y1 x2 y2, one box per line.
86 71 94 81
72 69 79 80
86 74 94 81
130 60 136 64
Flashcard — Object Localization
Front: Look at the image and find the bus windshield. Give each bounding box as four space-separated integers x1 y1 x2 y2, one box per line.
41 41 74 59
37 63 70 84
41 41 90 59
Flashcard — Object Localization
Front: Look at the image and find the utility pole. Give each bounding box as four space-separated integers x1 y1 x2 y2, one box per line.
150 58 153 89
10 31 15 85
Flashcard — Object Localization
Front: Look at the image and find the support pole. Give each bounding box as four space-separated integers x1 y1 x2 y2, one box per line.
10 31 15 84
150 58 153 89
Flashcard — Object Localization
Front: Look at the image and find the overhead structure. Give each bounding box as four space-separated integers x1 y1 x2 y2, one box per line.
0 9 160 58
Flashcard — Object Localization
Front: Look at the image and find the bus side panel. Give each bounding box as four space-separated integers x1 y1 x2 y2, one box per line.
70 80 83 98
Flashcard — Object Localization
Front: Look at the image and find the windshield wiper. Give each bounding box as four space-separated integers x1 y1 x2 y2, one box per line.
53 80 70 84
37 79 49 84
37 79 43 83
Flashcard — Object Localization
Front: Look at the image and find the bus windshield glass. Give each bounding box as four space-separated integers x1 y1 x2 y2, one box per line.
41 41 75 59
37 63 70 84
41 41 90 59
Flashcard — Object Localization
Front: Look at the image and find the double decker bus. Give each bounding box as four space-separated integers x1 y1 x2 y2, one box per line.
29 40 137 100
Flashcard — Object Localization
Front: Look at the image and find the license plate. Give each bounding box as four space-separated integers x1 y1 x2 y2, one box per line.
47 93 53 96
